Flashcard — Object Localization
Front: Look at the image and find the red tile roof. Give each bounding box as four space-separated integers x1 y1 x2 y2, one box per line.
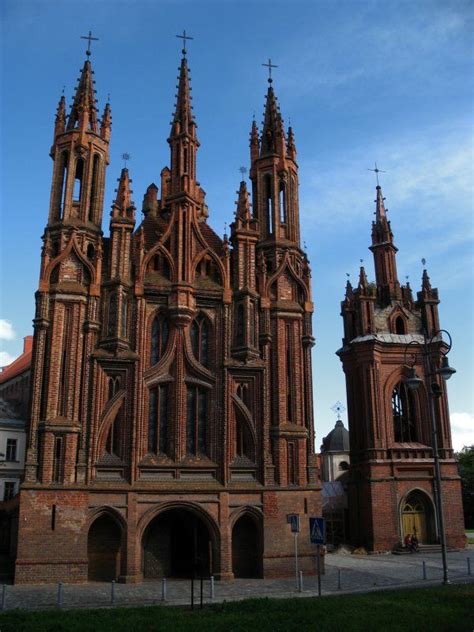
0 336 33 384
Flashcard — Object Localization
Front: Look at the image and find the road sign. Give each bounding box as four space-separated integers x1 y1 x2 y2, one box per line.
309 517 326 545
287 514 300 533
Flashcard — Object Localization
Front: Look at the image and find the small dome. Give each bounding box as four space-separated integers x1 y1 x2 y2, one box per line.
321 419 349 453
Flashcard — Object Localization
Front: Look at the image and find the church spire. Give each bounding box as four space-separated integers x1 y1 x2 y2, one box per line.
100 100 112 142
375 185 387 221
369 185 400 303
168 41 199 196
286 125 296 161
53 94 66 141
235 180 252 223
67 58 98 132
250 118 260 165
260 83 286 157
111 168 135 221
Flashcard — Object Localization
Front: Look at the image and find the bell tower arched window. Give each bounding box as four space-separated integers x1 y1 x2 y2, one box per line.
265 175 273 235
392 382 418 442
190 316 209 367
151 315 169 365
395 316 406 335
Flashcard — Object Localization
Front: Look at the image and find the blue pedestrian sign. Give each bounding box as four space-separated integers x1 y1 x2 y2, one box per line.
287 514 300 533
309 517 326 545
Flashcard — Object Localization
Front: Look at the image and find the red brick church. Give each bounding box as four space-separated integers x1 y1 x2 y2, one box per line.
14 44 321 583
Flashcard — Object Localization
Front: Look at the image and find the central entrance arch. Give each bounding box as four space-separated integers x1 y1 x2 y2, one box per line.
232 512 263 578
142 507 217 579
401 490 435 544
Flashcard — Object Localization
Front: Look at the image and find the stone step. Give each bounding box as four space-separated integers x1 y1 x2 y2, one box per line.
392 544 459 555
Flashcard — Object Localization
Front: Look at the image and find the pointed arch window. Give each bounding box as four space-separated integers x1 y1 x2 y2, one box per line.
279 181 286 223
392 382 418 442
88 154 100 222
148 384 169 455
186 386 207 456
73 158 84 202
57 150 69 220
265 175 273 235
395 316 406 335
151 315 169 365
235 409 255 462
191 316 209 367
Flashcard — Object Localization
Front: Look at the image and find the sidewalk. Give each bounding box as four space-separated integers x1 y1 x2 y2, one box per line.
2 549 473 612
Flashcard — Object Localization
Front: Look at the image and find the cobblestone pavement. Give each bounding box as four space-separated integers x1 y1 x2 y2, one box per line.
2 549 473 611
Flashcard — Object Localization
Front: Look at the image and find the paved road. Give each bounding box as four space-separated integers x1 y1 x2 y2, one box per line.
2 549 473 612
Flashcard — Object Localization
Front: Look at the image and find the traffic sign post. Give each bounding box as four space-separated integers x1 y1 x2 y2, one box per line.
287 514 300 589
309 517 326 597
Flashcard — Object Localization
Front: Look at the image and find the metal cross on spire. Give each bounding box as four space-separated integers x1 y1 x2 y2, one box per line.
367 162 386 187
239 166 247 179
122 153 131 168
331 401 346 421
80 31 99 57
176 30 194 54
262 58 278 83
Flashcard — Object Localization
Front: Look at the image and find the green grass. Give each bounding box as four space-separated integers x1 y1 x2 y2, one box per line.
0 585 473 632
467 529 474 544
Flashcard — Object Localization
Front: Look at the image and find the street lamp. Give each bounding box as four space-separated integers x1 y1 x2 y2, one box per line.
403 329 456 585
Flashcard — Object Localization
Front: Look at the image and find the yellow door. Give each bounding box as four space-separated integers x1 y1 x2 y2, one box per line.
402 499 427 543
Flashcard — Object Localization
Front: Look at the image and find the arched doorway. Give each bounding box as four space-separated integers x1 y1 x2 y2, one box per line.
232 513 262 578
401 490 435 544
88 514 122 581
142 508 216 579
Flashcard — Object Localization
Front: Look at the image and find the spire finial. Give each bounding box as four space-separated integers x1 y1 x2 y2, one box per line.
421 257 426 267
239 166 247 180
122 153 131 168
80 30 99 57
368 162 386 187
262 58 278 84
331 401 346 421
176 29 194 55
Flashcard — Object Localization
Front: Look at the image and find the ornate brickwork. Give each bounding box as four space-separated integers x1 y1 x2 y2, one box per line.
15 48 321 583
338 185 465 551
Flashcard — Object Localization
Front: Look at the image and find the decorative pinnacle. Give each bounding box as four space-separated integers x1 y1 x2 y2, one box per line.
262 58 278 84
176 29 193 55
331 401 346 421
368 162 386 187
80 30 99 57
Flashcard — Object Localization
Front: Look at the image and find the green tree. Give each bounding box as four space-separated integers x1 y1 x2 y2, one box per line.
455 445 474 529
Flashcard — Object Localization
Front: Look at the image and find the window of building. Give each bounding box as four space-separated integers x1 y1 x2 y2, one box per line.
148 384 169 455
288 442 296 485
395 316 406 335
73 158 84 202
392 382 418 442
279 181 286 223
151 316 169 365
265 175 273 234
53 436 63 483
190 316 209 366
6 439 17 462
3 482 15 502
105 408 123 458
88 154 100 222
186 386 207 456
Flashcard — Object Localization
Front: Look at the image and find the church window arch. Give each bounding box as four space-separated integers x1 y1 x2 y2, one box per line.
148 253 171 279
105 407 124 458
88 154 100 222
87 243 95 260
57 150 69 220
286 322 293 422
151 315 169 366
108 376 121 401
279 181 286 224
196 254 221 284
73 158 84 202
148 384 169 455
186 385 207 456
264 175 273 234
392 381 418 442
190 315 210 367
395 315 406 335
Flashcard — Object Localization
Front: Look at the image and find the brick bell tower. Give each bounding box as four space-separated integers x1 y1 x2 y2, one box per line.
338 183 465 552
15 40 321 585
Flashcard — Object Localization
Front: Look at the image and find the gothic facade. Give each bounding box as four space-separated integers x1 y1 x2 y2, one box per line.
14 47 320 583
338 186 465 551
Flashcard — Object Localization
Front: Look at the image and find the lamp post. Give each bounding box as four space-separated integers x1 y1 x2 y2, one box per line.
404 329 456 586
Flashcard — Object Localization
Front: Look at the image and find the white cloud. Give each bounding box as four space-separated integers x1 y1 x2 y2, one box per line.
0 320 15 341
450 412 474 452
0 351 16 368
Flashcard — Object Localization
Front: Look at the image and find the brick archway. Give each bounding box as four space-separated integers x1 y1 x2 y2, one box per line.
142 506 219 579
400 489 436 544
87 513 123 581
231 511 263 578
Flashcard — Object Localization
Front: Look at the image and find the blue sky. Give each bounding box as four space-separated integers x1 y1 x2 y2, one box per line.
1 0 473 449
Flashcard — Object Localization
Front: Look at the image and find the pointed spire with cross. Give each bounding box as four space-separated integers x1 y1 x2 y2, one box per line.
368 162 386 187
